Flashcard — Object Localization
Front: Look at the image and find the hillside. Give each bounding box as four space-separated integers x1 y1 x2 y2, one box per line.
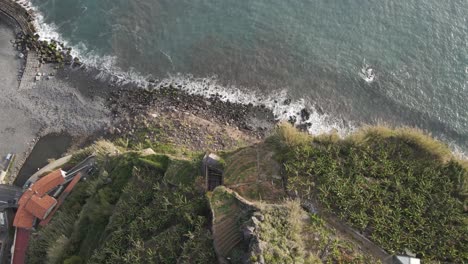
27 143 216 264
25 124 468 264
273 124 468 263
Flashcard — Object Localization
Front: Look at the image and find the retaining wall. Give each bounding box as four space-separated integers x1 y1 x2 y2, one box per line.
0 0 39 91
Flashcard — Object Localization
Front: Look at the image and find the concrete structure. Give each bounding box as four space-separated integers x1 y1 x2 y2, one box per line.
394 255 421 264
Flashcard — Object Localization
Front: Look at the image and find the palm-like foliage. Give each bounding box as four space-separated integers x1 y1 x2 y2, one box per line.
281 128 468 262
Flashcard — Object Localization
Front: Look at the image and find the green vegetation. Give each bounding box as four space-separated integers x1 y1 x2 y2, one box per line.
221 144 285 202
27 143 216 264
210 187 376 264
254 201 377 264
26 122 468 263
253 201 308 263
274 124 468 262
209 187 252 262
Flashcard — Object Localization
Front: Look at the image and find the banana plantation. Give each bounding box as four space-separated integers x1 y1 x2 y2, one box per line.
280 127 468 263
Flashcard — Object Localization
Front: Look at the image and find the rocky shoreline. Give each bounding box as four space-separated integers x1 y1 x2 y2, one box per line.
0 0 314 184
0 0 107 184
107 84 277 138
0 0 279 184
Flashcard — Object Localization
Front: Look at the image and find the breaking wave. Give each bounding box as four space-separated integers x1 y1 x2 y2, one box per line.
23 0 354 136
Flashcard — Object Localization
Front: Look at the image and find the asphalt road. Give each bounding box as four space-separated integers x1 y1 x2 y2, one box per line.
0 184 22 209
0 209 13 264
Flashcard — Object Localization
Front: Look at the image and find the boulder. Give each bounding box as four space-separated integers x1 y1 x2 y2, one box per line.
300 108 310 121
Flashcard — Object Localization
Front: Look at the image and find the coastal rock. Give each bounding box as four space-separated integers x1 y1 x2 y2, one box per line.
300 108 310 121
288 116 297 124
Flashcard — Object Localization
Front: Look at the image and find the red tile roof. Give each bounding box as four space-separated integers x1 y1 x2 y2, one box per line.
13 169 64 229
25 194 57 219
31 169 65 196
12 228 31 264
12 204 35 229
40 173 82 226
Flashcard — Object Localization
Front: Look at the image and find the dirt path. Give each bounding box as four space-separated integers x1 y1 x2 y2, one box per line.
302 198 393 264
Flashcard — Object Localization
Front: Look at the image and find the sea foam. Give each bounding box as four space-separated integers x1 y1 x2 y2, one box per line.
25 0 353 136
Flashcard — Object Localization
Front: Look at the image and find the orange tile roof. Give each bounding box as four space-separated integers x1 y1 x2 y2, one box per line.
13 205 35 229
14 169 65 229
12 228 31 264
40 173 82 227
31 169 65 196
25 194 57 219
17 189 33 207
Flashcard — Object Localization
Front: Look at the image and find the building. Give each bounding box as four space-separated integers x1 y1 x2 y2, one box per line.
202 153 224 191
13 169 65 229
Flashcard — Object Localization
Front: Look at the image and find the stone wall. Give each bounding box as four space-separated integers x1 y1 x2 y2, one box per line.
0 0 35 35
0 1 40 91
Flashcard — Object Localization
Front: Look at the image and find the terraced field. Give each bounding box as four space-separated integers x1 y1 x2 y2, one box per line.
222 143 284 202
209 187 256 263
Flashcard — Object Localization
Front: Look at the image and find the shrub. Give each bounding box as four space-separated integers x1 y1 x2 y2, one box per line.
269 122 311 149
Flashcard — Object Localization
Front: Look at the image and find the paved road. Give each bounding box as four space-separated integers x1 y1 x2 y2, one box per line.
0 209 13 264
0 184 22 209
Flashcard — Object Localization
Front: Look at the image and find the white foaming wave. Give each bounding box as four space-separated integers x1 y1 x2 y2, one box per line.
161 75 353 136
24 0 352 136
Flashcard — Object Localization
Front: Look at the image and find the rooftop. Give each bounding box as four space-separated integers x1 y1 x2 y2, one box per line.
13 169 64 229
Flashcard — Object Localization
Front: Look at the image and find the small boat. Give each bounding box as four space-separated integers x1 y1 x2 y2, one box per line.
359 64 376 83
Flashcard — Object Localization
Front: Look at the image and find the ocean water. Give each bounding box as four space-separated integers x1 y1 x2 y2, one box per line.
27 0 468 151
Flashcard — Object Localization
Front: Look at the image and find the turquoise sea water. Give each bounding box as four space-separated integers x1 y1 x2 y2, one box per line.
31 0 468 151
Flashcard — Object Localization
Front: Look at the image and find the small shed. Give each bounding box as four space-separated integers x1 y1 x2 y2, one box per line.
202 153 224 191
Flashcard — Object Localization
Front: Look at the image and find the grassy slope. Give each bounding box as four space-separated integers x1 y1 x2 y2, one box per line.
26 122 468 263
209 186 378 264
221 143 285 202
273 124 468 263
27 144 216 264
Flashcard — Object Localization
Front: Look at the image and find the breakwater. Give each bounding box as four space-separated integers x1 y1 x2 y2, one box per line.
0 0 80 91
0 0 35 35
0 0 38 91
